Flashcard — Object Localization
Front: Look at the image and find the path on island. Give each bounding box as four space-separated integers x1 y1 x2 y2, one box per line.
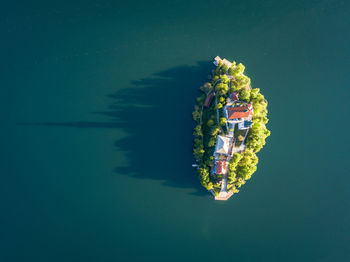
212 70 248 199
218 77 230 196
221 174 228 192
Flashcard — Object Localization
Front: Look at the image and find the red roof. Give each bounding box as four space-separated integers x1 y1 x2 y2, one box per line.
204 92 215 107
227 106 253 119
216 161 227 174
230 92 239 101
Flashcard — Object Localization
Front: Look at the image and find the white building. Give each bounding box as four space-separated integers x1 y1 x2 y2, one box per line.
213 56 233 68
214 135 233 158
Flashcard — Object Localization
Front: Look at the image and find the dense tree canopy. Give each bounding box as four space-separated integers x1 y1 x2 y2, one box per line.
227 153 242 186
234 63 245 75
236 149 258 181
246 88 270 152
192 110 200 123
215 83 229 96
198 167 213 190
220 74 230 84
239 87 250 101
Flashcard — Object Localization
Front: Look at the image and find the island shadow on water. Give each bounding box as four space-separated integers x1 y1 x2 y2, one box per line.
27 61 213 196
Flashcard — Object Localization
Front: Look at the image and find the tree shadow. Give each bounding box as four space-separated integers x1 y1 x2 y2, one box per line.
23 61 213 196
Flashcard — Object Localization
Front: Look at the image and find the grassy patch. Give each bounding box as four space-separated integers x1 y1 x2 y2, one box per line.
234 124 248 147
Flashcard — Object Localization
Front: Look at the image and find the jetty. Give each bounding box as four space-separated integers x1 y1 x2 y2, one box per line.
215 191 234 201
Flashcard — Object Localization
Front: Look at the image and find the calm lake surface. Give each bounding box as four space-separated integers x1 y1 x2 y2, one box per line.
1 1 350 261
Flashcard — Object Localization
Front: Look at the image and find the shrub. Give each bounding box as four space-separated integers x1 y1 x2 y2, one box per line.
200 82 213 94
215 103 223 110
207 119 214 127
193 124 203 137
192 110 200 122
220 117 226 126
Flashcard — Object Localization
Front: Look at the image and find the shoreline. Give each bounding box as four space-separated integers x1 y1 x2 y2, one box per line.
193 56 270 200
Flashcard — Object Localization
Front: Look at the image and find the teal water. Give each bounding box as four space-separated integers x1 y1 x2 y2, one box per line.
1 1 350 261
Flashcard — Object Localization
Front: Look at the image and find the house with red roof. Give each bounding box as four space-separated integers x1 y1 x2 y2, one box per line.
203 92 215 108
230 92 239 101
215 160 228 175
225 103 253 123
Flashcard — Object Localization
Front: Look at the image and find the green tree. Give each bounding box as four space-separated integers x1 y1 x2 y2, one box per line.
235 178 246 188
200 82 213 94
193 138 202 147
227 62 237 75
232 63 245 76
207 182 214 190
230 79 240 91
249 88 260 101
215 102 223 110
192 110 200 122
211 127 221 136
239 87 251 102
229 186 239 194
228 67 234 75
193 146 204 162
215 83 229 96
207 119 214 127
227 153 242 185
245 122 270 153
193 124 203 137
236 149 258 180
208 137 217 147
220 117 226 126
212 75 219 82
235 75 251 90
198 167 211 190
227 171 237 184
215 61 223 74
196 94 206 106
229 153 243 167
220 74 230 84
221 65 228 74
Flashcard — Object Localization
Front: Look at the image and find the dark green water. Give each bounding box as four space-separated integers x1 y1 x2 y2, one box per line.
1 1 350 261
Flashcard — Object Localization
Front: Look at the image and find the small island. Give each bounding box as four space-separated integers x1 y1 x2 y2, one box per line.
192 56 270 200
